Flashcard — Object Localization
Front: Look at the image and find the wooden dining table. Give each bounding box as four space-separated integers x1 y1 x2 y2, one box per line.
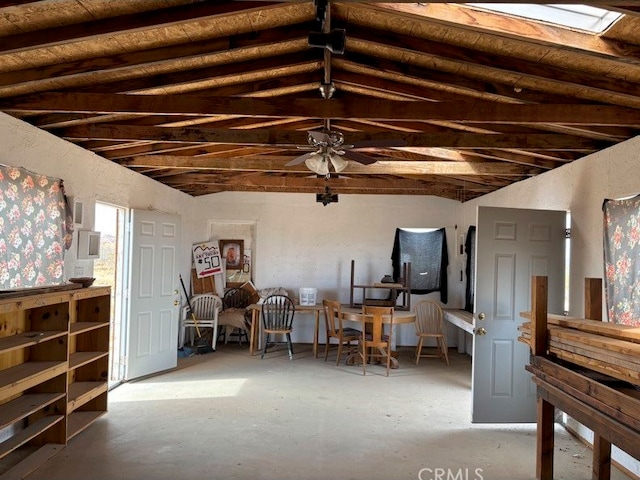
247 303 416 364
337 307 417 369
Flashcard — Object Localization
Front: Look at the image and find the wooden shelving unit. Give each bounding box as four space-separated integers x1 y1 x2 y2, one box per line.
0 285 110 476
67 288 110 442
349 260 412 311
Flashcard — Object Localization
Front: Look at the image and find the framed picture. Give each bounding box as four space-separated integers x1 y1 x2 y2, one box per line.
219 239 244 287
219 239 243 269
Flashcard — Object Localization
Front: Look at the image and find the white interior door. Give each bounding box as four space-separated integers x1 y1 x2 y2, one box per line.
125 209 181 380
472 206 565 423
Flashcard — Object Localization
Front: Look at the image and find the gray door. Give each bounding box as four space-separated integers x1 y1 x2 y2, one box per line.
472 207 565 422
125 209 181 380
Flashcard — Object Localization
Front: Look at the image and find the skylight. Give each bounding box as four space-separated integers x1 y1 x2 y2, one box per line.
466 4 622 33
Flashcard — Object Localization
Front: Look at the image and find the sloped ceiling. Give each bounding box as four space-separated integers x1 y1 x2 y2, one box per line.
0 1 639 200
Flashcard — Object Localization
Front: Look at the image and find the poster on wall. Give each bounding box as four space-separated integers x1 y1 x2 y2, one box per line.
192 241 222 278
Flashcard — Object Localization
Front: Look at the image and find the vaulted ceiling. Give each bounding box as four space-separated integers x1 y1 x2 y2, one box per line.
0 1 639 201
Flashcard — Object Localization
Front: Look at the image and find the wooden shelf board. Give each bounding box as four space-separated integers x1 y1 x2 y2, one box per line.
67 411 105 440
0 444 63 480
0 393 65 431
0 331 67 355
71 287 111 301
69 322 109 336
0 415 64 460
68 352 108 370
67 382 107 414
0 362 67 399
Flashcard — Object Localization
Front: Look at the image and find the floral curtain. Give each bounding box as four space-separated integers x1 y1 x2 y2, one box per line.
603 195 640 325
0 165 70 289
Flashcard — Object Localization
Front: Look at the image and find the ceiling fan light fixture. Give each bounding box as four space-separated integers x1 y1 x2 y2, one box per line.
329 154 348 173
305 153 329 176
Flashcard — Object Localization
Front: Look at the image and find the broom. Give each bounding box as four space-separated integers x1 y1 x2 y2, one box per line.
179 274 213 353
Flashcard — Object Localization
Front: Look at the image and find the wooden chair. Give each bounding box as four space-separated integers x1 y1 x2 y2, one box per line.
180 294 222 350
323 299 361 365
358 305 394 376
217 287 251 345
414 300 449 365
261 295 295 360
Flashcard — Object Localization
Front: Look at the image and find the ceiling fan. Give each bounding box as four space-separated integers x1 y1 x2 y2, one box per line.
285 122 406 176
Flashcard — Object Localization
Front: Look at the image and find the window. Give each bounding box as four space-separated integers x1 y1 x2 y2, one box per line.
466 4 621 33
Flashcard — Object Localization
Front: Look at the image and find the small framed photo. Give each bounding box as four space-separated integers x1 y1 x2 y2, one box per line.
219 239 243 270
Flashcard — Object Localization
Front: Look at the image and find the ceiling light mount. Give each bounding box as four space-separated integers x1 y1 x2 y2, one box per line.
319 81 336 99
317 184 338 206
308 28 346 55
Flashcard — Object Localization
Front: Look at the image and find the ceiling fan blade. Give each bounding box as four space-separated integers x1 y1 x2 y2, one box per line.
350 138 407 149
342 150 378 165
285 151 315 166
309 130 331 143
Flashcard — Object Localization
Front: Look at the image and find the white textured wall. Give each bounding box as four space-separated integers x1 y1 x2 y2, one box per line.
195 191 463 345
462 135 640 478
463 134 640 319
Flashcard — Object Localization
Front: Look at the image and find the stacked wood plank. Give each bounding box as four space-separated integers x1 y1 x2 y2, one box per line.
519 312 640 387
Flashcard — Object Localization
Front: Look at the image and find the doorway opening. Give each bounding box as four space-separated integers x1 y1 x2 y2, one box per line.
93 202 128 388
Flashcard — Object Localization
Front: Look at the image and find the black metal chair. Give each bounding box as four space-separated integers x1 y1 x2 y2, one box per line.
261 294 295 360
217 287 251 345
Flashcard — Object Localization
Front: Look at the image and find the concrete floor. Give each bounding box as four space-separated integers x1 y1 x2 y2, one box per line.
27 345 632 480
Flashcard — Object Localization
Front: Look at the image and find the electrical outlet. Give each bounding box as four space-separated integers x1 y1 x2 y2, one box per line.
74 266 84 276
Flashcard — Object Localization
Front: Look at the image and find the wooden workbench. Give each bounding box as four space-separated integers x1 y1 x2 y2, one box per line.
522 277 640 480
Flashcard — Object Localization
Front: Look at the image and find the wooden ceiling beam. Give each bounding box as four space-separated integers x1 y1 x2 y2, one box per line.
30 75 320 129
160 172 462 195
342 25 640 107
67 50 321 96
0 2 284 55
4 93 639 125
0 24 315 96
54 124 607 150
331 71 634 143
123 155 542 176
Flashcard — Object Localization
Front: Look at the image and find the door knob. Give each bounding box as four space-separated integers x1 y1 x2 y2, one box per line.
478 312 485 321
173 300 180 306
474 327 487 336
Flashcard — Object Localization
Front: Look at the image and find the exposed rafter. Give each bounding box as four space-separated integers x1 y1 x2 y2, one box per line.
0 0 638 200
